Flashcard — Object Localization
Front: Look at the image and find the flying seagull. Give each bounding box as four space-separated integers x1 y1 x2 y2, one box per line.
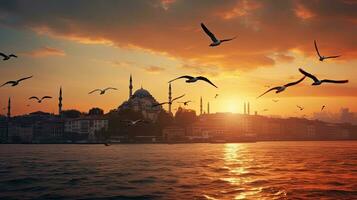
0 52 17 61
321 105 326 111
272 99 279 103
169 76 217 88
152 94 185 107
297 105 304 111
1 76 33 87
29 96 52 103
314 40 341 61
121 119 148 126
178 100 192 106
215 94 219 98
89 87 118 95
299 68 348 85
257 76 306 98
201 23 236 47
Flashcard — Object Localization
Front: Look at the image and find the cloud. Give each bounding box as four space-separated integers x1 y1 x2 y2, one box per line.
294 2 315 20
275 53 295 62
144 65 165 73
0 0 356 71
282 85 357 97
22 46 65 57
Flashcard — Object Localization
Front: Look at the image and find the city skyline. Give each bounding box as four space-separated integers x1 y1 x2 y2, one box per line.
1 0 357 117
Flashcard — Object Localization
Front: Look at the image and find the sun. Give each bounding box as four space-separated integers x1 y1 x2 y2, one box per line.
221 99 240 113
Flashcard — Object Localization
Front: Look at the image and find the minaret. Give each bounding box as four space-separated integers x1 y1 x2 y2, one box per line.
248 102 250 115
168 83 172 114
244 102 246 114
7 97 11 118
58 86 62 116
207 102 210 114
129 74 133 99
200 96 203 115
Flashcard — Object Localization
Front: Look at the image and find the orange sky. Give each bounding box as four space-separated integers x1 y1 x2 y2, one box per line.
0 0 357 118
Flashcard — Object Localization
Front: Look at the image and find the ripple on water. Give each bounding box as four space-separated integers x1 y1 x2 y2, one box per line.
0 142 356 200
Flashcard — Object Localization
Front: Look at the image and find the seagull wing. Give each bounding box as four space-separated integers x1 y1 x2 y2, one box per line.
314 40 322 58
321 106 325 111
221 36 237 43
41 96 52 100
133 119 142 124
172 94 185 102
196 76 218 88
324 55 341 59
299 68 319 83
17 76 33 82
104 87 118 91
9 54 17 58
152 102 168 107
29 96 40 101
0 52 7 58
284 76 306 87
257 87 281 98
169 75 194 83
320 79 348 84
1 81 16 87
201 23 218 42
88 89 102 94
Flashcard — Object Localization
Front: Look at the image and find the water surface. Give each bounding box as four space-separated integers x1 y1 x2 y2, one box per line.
1 142 357 199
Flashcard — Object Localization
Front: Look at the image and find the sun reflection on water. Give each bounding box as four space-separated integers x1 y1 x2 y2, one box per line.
223 143 263 199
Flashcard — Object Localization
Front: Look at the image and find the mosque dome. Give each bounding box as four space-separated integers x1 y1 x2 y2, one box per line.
132 88 153 98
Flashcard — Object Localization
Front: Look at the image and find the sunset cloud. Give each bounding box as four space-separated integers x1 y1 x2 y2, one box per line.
144 66 165 73
0 0 356 72
22 46 66 57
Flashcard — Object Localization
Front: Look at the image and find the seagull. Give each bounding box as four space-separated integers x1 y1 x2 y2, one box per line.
29 96 52 103
299 68 348 85
321 105 326 111
1 76 33 87
272 99 279 103
121 119 147 126
257 76 306 98
152 94 185 107
314 40 341 61
169 76 217 88
215 94 219 98
201 23 236 47
89 87 118 95
0 52 17 61
178 100 192 106
297 105 304 111
262 109 269 112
